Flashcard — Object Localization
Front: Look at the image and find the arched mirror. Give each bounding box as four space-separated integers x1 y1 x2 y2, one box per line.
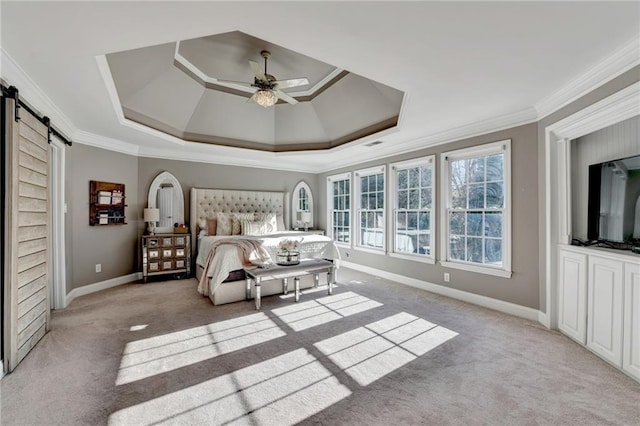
148 171 184 233
292 181 313 230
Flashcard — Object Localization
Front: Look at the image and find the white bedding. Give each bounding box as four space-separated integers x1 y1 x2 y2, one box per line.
196 232 341 297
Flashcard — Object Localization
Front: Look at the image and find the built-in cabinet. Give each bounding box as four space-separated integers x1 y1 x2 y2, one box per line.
558 246 640 382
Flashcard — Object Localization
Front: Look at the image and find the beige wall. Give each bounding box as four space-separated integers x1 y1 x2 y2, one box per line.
65 144 140 291
319 123 540 309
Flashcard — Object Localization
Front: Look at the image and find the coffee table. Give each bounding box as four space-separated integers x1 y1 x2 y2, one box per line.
243 259 335 310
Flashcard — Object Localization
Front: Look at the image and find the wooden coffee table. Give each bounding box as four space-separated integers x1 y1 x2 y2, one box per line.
243 259 335 310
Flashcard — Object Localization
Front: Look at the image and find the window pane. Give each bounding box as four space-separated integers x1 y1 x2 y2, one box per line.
398 190 408 209
376 193 384 209
466 237 483 263
409 168 419 188
450 212 465 235
370 176 377 192
469 158 485 182
375 211 384 229
409 189 419 209
468 183 484 209
486 182 503 208
450 160 467 208
419 212 430 230
485 239 502 265
484 212 502 238
467 212 483 236
376 174 384 191
486 154 504 181
407 212 418 230
450 236 465 260
420 166 432 187
396 212 407 230
420 188 432 209
418 234 431 255
334 197 339 210
398 169 408 189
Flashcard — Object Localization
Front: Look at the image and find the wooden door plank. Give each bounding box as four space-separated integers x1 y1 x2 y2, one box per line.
19 151 47 175
17 263 46 288
19 138 47 162
17 275 48 302
19 167 47 187
18 303 47 341
18 225 47 243
17 324 46 363
17 251 47 274
18 212 47 227
19 181 47 200
18 113 48 139
18 197 47 213
18 239 47 257
18 287 46 318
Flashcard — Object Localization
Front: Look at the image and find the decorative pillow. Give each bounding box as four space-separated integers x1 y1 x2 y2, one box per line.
241 219 274 236
231 213 256 235
216 212 233 236
206 217 217 235
255 213 278 232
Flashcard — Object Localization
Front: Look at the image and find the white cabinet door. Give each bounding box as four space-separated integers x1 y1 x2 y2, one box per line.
623 261 640 380
558 249 588 343
587 256 624 366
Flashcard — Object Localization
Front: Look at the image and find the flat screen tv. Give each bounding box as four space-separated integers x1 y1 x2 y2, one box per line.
587 154 640 244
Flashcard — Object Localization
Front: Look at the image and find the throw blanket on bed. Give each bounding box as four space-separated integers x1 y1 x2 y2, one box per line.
197 239 271 296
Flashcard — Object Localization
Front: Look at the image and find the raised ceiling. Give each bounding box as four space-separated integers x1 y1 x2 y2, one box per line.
1 2 638 172
106 31 403 152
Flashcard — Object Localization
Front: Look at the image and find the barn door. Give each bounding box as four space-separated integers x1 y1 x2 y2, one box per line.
3 93 51 372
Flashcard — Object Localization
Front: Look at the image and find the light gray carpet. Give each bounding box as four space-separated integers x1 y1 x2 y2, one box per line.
1 268 639 425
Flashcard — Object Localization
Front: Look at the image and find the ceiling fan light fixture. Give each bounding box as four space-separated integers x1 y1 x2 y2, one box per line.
255 89 278 107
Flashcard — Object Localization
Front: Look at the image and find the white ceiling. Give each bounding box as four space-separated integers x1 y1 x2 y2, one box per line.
1 1 639 172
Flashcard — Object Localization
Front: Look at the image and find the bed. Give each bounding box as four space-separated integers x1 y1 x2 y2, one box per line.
190 188 340 305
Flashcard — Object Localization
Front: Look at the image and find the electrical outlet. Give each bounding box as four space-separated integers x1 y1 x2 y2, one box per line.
95 264 102 273
444 272 450 283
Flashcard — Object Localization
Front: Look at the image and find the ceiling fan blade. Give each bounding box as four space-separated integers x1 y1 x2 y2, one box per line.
246 92 257 103
215 79 254 87
275 89 298 105
249 60 267 82
273 78 309 90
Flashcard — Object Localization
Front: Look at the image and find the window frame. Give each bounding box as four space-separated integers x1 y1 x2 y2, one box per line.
389 155 436 264
326 172 352 247
440 139 512 278
355 165 386 254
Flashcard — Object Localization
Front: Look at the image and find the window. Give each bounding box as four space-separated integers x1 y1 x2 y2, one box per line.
292 181 313 229
327 173 351 245
355 166 386 252
390 156 435 263
441 140 511 277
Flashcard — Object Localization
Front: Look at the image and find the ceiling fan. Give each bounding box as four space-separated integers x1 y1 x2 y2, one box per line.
218 50 309 107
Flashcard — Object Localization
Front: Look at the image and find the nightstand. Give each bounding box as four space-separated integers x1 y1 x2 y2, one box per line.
142 233 191 283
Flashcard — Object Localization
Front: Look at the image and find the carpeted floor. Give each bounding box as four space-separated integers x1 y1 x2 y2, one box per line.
1 267 639 425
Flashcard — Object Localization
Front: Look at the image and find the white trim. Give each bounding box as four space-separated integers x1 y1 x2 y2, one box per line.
65 273 142 307
342 261 539 322
536 36 640 119
50 137 67 310
327 172 353 246
440 139 512 276
543 82 640 331
389 155 436 262
353 246 386 256
440 260 512 279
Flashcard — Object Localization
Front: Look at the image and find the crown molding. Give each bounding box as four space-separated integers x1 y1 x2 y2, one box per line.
74 130 140 156
315 107 538 174
535 35 640 120
1 47 75 138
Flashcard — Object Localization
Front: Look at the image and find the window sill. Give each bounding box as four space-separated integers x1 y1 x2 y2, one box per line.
389 252 436 264
354 246 386 256
440 261 512 278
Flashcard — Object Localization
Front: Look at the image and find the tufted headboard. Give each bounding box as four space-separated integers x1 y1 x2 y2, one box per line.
190 188 290 254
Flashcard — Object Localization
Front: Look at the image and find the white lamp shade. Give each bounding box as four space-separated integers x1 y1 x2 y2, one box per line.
143 208 160 222
300 212 312 223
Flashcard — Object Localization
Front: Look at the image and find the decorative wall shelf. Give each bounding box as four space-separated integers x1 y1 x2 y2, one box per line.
89 180 126 226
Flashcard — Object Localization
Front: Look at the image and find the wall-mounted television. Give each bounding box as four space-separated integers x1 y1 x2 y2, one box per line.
587 154 640 245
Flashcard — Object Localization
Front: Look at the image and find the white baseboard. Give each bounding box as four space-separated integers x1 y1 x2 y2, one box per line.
341 261 541 323
65 272 142 307
537 311 550 329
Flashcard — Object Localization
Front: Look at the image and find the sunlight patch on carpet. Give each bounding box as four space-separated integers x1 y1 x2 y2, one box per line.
116 312 285 385
271 291 383 331
315 312 458 386
108 348 351 425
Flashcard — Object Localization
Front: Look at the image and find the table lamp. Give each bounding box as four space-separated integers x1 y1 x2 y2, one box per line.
143 208 160 235
301 212 312 232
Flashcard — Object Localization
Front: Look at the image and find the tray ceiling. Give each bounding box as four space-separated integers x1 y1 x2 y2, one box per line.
106 31 404 152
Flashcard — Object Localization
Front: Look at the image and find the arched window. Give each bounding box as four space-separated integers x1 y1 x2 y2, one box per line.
292 181 313 230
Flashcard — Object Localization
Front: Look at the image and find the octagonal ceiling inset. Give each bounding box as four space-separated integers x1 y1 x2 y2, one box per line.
106 31 404 152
